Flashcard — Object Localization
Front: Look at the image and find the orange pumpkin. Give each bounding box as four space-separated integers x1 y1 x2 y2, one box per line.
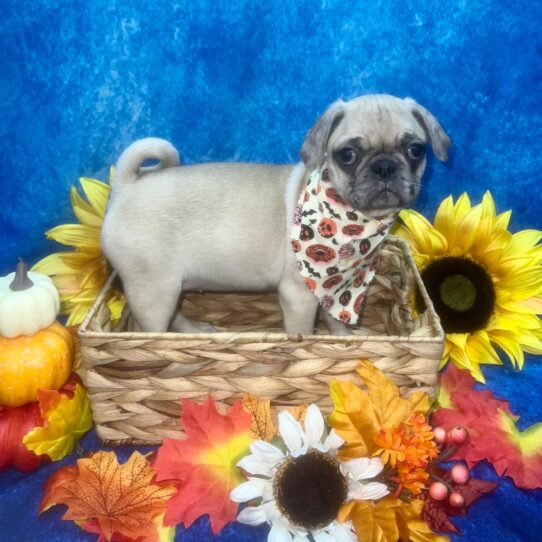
0 322 74 407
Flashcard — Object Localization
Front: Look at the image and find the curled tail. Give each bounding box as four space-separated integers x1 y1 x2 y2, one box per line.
113 138 180 190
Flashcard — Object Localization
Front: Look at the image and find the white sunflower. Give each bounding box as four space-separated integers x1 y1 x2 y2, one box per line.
230 404 389 542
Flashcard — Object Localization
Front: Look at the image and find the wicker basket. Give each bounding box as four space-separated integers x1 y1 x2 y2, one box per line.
78 236 444 446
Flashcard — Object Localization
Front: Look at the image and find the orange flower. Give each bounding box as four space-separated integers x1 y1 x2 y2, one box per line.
374 412 438 495
374 426 407 468
395 464 429 494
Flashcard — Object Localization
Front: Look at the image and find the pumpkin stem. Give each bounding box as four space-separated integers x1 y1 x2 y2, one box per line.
10 258 34 291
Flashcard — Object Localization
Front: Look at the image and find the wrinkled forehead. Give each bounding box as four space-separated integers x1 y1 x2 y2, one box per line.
330 97 426 150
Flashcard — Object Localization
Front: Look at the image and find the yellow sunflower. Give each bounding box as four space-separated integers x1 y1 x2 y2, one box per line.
394 191 542 382
32 169 125 326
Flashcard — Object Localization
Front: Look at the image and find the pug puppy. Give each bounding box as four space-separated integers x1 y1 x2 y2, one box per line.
102 94 450 335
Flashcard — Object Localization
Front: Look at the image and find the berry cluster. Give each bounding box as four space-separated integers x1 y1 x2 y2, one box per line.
428 425 469 508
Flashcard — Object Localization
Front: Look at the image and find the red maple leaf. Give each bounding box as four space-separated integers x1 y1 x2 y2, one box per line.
432 365 542 489
153 397 253 534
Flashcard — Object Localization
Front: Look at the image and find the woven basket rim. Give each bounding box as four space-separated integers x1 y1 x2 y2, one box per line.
78 236 444 342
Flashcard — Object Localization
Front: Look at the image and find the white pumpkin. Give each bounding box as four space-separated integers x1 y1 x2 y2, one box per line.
0 260 60 338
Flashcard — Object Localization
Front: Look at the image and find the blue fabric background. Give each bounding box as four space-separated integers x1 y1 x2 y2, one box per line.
1 0 542 540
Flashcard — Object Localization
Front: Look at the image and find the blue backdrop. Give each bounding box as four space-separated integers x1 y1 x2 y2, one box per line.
1 1 542 541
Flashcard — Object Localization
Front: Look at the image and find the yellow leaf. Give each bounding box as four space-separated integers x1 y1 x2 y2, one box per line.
396 499 450 542
339 498 400 542
340 498 448 542
23 383 93 460
329 378 379 458
357 361 413 429
408 391 432 416
242 394 277 441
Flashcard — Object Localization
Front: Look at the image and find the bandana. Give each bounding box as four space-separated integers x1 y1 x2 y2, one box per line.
290 165 398 324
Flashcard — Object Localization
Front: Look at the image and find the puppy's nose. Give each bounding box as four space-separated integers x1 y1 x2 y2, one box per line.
370 158 396 179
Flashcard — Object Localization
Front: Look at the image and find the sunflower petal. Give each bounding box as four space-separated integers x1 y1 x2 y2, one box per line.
45 224 101 249
446 334 486 383
66 302 94 326
503 230 542 257
398 210 447 256
495 210 512 229
70 186 103 228
490 331 525 368
433 195 456 242
32 252 74 275
79 177 110 216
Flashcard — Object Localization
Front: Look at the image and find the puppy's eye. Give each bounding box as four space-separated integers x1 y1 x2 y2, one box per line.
337 148 357 165
407 143 426 160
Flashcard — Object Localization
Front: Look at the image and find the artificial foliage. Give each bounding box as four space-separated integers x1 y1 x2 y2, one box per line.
0 373 92 471
153 397 253 534
432 365 542 489
339 497 449 542
394 192 542 382
40 451 176 542
32 172 125 326
23 381 93 461
34 370 542 542
242 394 307 441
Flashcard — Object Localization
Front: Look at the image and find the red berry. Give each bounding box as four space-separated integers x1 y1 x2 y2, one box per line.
429 481 449 501
450 464 470 485
449 491 465 508
447 425 468 444
433 426 447 444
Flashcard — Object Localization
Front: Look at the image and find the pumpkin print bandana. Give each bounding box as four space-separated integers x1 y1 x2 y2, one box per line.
291 165 399 324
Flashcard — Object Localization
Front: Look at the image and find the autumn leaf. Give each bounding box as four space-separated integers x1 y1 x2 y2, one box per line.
40 451 176 542
339 496 449 542
81 514 175 542
432 365 542 489
242 394 308 442
243 394 276 441
357 362 421 429
329 360 432 459
23 382 93 460
153 396 253 534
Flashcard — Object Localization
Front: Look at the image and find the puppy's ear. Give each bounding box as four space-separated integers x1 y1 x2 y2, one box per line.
301 100 346 169
405 98 451 161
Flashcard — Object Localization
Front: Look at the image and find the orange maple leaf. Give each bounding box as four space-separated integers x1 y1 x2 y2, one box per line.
40 451 176 542
153 396 253 534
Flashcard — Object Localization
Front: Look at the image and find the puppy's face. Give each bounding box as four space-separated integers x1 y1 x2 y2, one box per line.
301 95 451 213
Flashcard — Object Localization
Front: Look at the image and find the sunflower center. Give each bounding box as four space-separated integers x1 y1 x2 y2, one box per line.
273 450 347 531
439 274 477 312
419 257 495 334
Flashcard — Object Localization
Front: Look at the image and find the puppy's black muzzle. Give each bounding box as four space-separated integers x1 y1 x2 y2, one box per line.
370 158 397 180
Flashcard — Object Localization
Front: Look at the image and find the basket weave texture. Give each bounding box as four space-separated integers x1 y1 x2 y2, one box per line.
78 237 444 446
